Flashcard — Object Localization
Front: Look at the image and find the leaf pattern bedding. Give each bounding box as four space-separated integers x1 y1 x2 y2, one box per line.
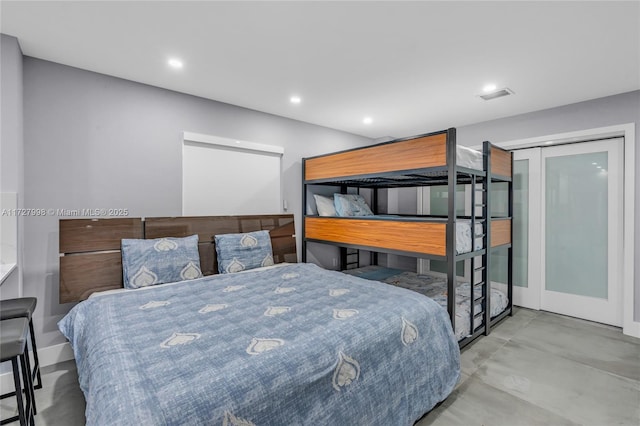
59 263 460 425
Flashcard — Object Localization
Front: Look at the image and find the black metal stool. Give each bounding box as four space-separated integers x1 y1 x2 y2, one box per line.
0 298 42 390
0 318 35 426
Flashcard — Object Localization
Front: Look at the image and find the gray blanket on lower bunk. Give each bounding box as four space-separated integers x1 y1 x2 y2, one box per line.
343 266 509 340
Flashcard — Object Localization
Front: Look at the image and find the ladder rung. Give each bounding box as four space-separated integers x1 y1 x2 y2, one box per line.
474 266 485 272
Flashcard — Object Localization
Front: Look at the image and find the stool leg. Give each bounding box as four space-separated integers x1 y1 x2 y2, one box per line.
22 349 37 417
28 320 42 390
19 355 34 426
7 358 26 426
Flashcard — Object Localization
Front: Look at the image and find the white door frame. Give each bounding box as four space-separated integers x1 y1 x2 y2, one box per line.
511 149 542 310
476 123 637 337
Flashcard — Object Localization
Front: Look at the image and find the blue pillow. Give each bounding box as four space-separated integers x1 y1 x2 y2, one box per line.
215 230 274 274
121 235 203 289
334 193 374 216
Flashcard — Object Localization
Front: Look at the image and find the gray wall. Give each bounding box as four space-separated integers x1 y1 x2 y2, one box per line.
457 90 639 322
22 57 372 348
0 34 24 299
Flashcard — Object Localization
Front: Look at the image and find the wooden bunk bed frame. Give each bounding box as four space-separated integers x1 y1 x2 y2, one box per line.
302 128 513 348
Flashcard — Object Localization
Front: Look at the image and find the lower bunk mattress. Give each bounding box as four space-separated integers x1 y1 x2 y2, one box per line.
58 263 460 426
342 266 509 340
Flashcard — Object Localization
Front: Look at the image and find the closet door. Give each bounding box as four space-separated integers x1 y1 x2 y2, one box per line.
540 138 623 326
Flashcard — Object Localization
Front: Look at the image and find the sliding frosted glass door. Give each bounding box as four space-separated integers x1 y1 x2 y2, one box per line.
509 138 622 325
540 139 623 326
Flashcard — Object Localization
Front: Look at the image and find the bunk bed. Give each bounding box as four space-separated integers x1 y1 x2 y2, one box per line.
302 128 513 348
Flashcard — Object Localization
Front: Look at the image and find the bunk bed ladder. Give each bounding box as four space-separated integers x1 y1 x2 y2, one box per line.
446 129 457 336
482 141 492 336
469 174 489 336
341 248 360 270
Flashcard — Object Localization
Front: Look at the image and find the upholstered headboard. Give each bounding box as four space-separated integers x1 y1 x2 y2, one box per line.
59 214 296 303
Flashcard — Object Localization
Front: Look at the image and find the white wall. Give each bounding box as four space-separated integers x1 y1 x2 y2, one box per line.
21 56 372 350
0 34 24 299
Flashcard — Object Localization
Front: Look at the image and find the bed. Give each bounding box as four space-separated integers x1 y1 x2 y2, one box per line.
302 128 513 347
58 215 461 425
342 266 509 341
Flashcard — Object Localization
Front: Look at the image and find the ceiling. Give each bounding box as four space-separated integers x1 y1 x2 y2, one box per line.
2 1 638 139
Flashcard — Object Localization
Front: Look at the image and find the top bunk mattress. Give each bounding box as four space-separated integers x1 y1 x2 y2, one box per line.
456 145 483 171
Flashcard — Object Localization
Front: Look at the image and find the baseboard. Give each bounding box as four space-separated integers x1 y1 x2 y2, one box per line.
623 320 640 339
40 342 75 366
0 342 74 391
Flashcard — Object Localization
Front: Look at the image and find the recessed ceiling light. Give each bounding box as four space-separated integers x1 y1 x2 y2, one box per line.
290 96 301 104
479 87 514 101
168 58 183 69
363 117 373 125
482 83 497 93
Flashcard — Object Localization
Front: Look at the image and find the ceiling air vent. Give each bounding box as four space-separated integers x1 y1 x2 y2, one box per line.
479 88 514 101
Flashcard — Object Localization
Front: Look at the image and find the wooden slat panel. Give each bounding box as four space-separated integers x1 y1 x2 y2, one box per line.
60 218 142 253
305 133 447 181
305 217 446 256
198 243 216 276
144 217 240 242
145 215 296 243
491 219 512 247
491 146 512 178
270 220 297 264
59 215 297 303
239 218 262 233
60 252 123 303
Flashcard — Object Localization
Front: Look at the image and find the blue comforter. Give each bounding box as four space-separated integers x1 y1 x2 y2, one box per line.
59 263 460 425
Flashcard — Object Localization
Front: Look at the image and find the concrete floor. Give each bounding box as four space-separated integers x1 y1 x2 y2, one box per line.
2 308 639 425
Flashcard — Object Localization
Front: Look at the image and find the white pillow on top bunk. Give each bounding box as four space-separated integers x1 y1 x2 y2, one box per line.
333 193 374 216
313 194 337 216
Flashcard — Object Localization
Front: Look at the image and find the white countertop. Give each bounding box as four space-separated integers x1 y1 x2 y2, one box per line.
0 263 17 285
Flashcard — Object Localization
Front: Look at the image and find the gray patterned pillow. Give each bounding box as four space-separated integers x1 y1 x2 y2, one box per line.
215 230 274 274
334 193 374 216
121 235 203 289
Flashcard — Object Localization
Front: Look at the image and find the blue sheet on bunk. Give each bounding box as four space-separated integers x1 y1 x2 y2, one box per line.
59 263 460 426
346 266 406 282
